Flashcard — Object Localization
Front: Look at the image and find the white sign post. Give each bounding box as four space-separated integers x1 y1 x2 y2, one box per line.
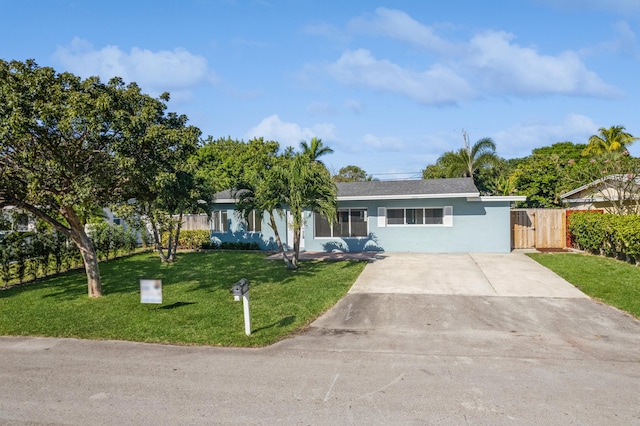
140 279 163 304
232 278 251 336
242 293 251 336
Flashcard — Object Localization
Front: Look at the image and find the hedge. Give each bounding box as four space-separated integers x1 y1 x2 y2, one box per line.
160 230 261 251
568 212 640 264
1 223 139 287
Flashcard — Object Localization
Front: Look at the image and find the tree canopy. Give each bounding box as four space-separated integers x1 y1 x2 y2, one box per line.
583 125 638 156
0 59 201 296
422 133 498 185
300 137 333 165
333 165 373 182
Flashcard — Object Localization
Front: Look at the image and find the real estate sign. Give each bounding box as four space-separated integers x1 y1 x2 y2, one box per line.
140 279 162 304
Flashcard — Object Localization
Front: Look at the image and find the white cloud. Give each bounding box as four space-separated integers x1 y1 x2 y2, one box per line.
581 21 639 58
466 31 621 97
493 113 599 158
54 37 218 96
246 115 336 148
321 10 622 104
325 49 474 105
348 7 457 53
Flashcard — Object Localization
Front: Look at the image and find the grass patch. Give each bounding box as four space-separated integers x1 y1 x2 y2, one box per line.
0 251 367 346
528 252 640 318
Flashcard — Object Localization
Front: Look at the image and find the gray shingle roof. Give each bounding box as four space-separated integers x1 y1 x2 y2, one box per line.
335 178 478 199
214 178 478 202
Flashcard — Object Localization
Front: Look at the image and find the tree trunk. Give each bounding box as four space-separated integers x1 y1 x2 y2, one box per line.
149 218 169 262
268 212 295 269
167 213 183 263
68 225 102 298
291 226 301 269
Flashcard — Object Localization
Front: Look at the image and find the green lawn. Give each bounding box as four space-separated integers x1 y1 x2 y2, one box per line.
528 252 640 318
0 251 367 346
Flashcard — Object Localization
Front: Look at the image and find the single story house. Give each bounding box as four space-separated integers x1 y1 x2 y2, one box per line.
212 178 525 253
560 174 640 214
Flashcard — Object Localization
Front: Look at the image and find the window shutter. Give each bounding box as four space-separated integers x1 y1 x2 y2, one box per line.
377 207 386 227
443 206 453 227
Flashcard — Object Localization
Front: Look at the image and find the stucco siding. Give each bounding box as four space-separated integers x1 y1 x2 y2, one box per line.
210 204 289 250
303 198 513 253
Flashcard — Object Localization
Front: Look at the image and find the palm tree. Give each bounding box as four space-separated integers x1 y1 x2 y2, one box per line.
437 131 498 181
582 125 638 156
299 137 333 165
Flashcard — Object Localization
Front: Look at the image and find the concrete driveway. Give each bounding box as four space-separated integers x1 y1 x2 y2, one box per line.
281 252 638 363
347 252 589 298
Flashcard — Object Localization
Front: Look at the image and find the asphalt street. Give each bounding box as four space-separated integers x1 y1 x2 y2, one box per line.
1 253 639 425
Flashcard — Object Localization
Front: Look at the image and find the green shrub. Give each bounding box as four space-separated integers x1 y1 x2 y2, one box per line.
201 241 260 251
569 212 640 264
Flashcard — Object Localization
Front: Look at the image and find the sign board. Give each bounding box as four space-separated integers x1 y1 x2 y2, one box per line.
140 279 162 304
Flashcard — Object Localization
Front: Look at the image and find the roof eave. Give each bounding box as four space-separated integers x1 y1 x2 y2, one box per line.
468 196 527 202
337 192 479 201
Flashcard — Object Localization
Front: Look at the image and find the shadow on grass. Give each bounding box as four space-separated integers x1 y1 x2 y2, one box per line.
159 301 197 310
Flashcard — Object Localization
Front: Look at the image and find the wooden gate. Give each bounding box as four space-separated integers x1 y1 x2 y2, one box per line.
511 209 566 249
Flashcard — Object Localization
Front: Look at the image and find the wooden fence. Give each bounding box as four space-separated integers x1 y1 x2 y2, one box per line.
511 209 566 249
180 214 211 231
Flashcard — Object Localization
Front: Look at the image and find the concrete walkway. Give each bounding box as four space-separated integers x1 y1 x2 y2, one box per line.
347 252 589 298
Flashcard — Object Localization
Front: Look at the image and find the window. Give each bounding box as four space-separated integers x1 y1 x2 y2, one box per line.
315 208 368 238
386 208 445 225
15 214 29 231
245 210 262 233
212 210 228 232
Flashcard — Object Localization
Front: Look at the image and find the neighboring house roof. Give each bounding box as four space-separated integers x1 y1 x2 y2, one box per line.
560 174 640 203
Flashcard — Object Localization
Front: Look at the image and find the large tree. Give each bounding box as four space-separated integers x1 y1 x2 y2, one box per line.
193 137 281 192
333 165 373 182
113 112 207 263
0 59 193 297
422 132 498 184
582 125 638 156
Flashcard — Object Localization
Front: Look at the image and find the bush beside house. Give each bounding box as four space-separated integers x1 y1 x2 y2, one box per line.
569 212 640 264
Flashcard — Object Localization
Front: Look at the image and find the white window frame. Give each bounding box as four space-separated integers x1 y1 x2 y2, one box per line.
384 206 452 227
211 210 229 233
244 210 262 233
314 208 368 238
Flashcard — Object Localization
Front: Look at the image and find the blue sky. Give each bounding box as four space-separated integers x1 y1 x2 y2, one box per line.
1 1 639 179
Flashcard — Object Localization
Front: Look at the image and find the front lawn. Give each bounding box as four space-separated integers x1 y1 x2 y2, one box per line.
0 251 367 346
528 252 640 318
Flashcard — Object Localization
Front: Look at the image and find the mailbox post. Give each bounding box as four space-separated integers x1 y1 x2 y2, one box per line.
231 278 251 336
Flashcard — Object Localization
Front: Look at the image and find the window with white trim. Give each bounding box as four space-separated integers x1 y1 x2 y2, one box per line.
315 208 368 238
212 210 228 232
245 210 262 232
386 207 446 225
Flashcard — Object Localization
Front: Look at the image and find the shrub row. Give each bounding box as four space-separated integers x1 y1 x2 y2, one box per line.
87 222 140 261
569 212 640 263
161 230 211 250
160 230 261 251
202 241 261 251
0 223 140 286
